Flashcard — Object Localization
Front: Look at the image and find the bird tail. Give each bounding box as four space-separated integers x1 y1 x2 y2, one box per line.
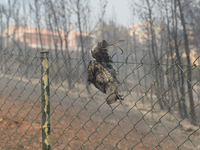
106 83 123 105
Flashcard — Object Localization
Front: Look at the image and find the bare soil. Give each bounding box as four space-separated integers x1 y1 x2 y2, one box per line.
0 94 200 150
0 75 200 150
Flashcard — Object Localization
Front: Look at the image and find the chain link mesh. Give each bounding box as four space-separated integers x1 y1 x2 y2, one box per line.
0 49 200 150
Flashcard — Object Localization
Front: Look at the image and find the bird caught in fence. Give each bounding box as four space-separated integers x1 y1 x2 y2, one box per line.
87 40 125 105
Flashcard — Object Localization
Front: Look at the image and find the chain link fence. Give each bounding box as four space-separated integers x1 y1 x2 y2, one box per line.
0 49 200 150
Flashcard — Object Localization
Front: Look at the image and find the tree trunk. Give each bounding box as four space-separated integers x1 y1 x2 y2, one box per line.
177 0 196 124
146 0 164 109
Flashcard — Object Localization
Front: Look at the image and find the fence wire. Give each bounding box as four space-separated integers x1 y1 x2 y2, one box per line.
0 49 200 150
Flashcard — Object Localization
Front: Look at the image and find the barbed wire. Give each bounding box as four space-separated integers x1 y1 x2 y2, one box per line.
1 49 200 67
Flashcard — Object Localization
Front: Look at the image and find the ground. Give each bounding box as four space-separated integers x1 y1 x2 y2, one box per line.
0 74 200 150
0 94 200 150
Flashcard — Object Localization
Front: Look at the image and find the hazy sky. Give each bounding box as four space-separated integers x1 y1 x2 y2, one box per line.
0 0 134 27
91 0 133 27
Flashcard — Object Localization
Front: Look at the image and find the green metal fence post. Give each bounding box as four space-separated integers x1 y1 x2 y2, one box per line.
40 51 51 150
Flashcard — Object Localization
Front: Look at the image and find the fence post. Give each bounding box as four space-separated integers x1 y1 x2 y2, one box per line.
40 51 51 150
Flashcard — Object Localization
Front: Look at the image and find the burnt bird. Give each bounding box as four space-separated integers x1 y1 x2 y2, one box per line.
87 40 125 104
